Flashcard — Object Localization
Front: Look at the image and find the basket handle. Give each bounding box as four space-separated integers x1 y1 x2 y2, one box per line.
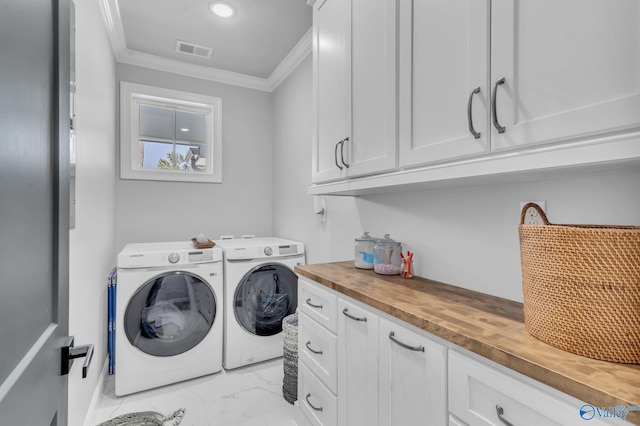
520 202 550 225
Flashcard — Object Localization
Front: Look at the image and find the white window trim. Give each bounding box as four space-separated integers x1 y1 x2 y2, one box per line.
120 81 222 183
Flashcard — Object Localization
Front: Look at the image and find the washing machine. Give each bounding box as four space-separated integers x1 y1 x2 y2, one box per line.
215 237 305 369
115 241 223 396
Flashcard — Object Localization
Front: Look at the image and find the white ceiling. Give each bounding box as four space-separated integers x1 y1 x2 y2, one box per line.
100 0 313 91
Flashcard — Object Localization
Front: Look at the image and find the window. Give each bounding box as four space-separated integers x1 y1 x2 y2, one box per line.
120 82 222 183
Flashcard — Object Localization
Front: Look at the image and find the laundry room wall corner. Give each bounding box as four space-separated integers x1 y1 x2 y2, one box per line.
271 55 361 263
69 1 117 425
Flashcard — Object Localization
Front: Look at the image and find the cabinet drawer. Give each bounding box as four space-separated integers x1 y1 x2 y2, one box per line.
299 278 338 333
299 361 338 426
449 351 609 426
299 312 338 393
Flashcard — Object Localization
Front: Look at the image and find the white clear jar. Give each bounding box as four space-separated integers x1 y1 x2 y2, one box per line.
354 232 377 269
373 234 402 275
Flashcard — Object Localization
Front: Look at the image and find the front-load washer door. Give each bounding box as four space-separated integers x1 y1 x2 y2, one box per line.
124 271 217 356
234 263 298 336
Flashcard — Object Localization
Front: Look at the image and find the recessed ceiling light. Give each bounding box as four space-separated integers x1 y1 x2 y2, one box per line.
209 2 236 18
180 128 190 132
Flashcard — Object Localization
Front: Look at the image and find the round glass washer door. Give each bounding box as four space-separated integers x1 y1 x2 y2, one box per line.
124 271 217 357
234 263 298 336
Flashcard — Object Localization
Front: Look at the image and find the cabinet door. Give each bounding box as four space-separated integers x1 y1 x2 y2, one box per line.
491 0 640 151
312 0 350 183
337 299 379 426
399 0 490 167
379 318 447 426
347 0 397 177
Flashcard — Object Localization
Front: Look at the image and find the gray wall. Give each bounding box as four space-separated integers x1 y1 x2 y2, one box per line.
272 55 640 302
115 65 274 250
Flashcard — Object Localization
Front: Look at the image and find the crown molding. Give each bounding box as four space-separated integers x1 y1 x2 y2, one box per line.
98 0 311 93
98 0 126 59
266 28 312 91
116 49 272 91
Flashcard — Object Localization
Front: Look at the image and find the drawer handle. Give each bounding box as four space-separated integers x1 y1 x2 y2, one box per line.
305 340 323 355
467 86 481 139
388 331 424 352
496 405 515 426
306 393 323 412
491 77 506 134
305 298 323 309
342 308 367 322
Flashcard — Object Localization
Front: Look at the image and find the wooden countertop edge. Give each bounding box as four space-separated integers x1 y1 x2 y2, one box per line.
295 262 640 424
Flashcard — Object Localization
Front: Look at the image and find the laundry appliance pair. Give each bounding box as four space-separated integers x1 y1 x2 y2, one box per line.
115 237 304 396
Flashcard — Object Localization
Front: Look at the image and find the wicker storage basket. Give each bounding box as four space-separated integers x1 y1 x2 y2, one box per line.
282 312 298 404
518 203 640 364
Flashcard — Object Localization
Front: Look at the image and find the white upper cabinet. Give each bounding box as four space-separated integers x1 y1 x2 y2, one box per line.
401 0 640 166
490 0 640 151
312 0 350 183
309 0 640 195
311 0 397 184
399 0 490 167
348 0 397 178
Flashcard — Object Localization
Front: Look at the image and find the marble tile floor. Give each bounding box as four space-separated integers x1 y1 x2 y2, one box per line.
93 358 298 426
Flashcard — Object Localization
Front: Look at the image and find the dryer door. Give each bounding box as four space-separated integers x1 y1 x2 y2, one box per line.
124 271 217 356
234 263 298 336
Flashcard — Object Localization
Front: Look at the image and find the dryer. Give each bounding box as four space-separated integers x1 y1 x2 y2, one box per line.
215 237 305 369
115 241 223 396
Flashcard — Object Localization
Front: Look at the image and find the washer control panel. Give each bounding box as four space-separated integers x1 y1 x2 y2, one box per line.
117 242 222 268
264 247 273 256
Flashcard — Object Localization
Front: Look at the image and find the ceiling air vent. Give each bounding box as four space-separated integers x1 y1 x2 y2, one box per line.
175 40 213 59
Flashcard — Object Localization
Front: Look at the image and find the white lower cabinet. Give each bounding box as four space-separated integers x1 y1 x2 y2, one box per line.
299 278 448 426
299 361 338 426
299 277 626 426
298 278 338 426
448 351 612 426
299 277 338 333
379 317 448 426
337 298 379 426
299 311 338 393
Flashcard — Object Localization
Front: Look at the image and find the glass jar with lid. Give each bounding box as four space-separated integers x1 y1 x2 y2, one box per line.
354 232 378 269
373 234 402 275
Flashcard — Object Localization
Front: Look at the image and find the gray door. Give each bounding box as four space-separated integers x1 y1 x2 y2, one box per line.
0 0 71 425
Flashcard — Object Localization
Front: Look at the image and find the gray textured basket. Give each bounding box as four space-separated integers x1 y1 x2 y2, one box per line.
282 312 298 404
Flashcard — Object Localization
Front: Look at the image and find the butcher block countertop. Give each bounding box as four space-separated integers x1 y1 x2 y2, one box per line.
295 261 640 424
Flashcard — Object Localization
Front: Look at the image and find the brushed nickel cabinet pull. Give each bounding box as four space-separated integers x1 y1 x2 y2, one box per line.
492 77 506 134
305 340 323 355
334 140 343 170
305 298 323 309
306 393 323 412
496 405 515 426
340 137 350 168
389 331 424 352
467 86 481 139
342 307 367 322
